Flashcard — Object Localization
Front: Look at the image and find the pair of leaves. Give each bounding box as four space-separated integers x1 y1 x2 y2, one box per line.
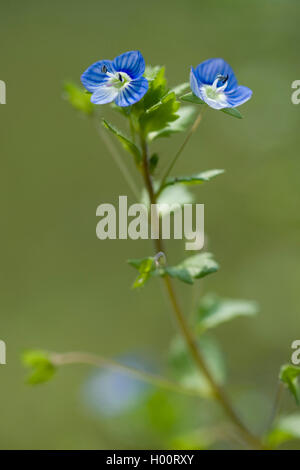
104 68 186 163
136 67 186 138
280 364 300 405
128 252 219 289
196 293 258 332
22 350 56 385
181 92 243 119
128 256 155 289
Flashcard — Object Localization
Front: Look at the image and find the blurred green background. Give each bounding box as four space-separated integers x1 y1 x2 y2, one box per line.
1 0 300 449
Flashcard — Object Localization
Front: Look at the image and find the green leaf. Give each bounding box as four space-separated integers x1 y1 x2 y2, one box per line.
162 169 225 189
110 102 131 117
128 257 155 289
145 390 178 434
170 82 190 97
155 253 219 286
176 252 219 281
140 92 180 135
180 92 205 105
63 82 94 115
129 252 218 288
156 184 194 213
267 414 300 448
169 428 217 450
196 293 258 331
221 107 243 119
280 364 300 404
181 92 243 118
144 65 163 81
149 153 159 174
164 266 194 285
143 66 168 110
141 181 195 217
102 119 142 165
148 106 196 141
22 350 56 385
168 336 226 397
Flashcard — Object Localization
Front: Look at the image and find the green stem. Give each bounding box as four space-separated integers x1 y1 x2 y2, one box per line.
266 381 284 433
157 106 208 198
140 134 264 450
50 352 202 398
94 118 140 200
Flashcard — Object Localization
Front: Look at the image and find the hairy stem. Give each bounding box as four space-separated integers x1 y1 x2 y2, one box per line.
50 352 201 398
140 135 264 450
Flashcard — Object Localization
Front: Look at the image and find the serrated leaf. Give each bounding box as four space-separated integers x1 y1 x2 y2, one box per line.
63 82 94 115
140 92 180 135
144 65 162 81
102 119 142 165
168 336 226 397
280 364 300 404
148 106 196 141
181 92 205 105
162 169 224 189
22 350 56 385
196 293 258 331
221 107 243 119
128 257 155 289
143 67 168 110
267 414 300 448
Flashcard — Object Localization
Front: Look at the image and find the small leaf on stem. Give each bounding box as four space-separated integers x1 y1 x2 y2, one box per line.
102 119 142 165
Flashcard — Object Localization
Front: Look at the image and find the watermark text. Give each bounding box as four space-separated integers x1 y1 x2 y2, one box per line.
96 196 204 251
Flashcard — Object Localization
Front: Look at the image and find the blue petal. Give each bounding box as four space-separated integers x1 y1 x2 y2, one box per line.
90 84 118 104
225 85 252 107
194 58 238 92
113 51 145 79
81 60 115 92
114 77 148 107
190 67 204 99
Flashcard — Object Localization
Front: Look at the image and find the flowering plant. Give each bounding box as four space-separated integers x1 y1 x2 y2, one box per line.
23 50 300 450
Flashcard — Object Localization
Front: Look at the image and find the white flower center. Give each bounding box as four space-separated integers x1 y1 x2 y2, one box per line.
201 74 229 108
106 71 131 89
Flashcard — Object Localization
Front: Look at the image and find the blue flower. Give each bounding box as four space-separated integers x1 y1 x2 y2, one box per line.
190 58 252 110
81 50 149 107
81 355 152 417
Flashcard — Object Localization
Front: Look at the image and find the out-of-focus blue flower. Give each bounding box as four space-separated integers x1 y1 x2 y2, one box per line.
81 51 148 107
82 356 152 417
190 58 252 110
